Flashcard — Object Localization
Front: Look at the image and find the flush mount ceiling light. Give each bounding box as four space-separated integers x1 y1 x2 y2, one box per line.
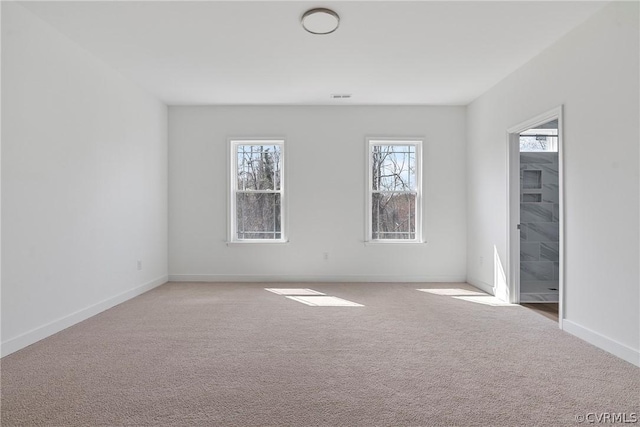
301 8 340 35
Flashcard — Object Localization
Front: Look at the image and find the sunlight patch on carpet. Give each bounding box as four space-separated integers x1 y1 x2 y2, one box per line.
285 296 364 307
453 296 517 306
417 288 517 307
417 288 487 296
265 288 326 296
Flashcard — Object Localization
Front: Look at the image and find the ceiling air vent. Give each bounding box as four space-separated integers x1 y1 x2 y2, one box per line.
331 94 352 99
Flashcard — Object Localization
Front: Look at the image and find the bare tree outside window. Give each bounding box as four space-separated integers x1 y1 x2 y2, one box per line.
370 143 419 240
519 126 558 152
519 135 558 152
233 143 283 240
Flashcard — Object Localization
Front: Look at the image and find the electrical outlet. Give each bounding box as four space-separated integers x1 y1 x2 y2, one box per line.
137 260 142 271
479 256 484 266
323 252 329 260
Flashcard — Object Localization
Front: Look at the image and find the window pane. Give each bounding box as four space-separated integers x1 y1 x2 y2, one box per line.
372 192 416 239
519 125 558 152
519 136 558 152
236 193 281 239
237 145 281 191
372 145 415 191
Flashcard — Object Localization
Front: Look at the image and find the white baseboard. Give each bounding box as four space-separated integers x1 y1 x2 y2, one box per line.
465 277 494 295
1 275 168 358
562 319 639 367
168 274 467 283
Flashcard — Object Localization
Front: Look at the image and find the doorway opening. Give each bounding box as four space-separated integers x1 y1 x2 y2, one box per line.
507 107 563 327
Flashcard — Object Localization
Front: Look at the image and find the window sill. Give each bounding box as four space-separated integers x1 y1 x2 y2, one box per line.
363 240 426 246
226 240 289 246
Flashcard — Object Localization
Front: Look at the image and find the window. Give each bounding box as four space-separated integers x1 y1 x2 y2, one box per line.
367 139 422 242
519 120 558 152
229 140 285 242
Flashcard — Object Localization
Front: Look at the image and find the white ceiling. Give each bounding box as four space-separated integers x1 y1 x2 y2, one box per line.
21 1 608 105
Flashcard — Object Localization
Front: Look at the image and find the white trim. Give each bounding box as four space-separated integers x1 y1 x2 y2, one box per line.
557 109 565 329
366 138 424 243
1 275 168 358
465 276 495 296
506 107 563 134
226 240 290 246
168 274 467 283
363 240 427 246
507 133 521 304
563 320 639 367
506 106 564 329
228 138 287 243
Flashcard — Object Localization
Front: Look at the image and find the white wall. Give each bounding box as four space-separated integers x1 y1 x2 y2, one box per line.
1 3 168 356
467 2 639 365
169 106 466 282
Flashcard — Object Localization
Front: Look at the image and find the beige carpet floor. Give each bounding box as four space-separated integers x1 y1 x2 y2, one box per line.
1 282 638 426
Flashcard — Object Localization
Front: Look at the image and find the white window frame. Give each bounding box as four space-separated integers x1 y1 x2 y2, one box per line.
366 138 423 243
519 127 559 152
228 138 287 244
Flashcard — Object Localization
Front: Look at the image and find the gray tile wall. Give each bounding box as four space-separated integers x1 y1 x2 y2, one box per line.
520 152 559 298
